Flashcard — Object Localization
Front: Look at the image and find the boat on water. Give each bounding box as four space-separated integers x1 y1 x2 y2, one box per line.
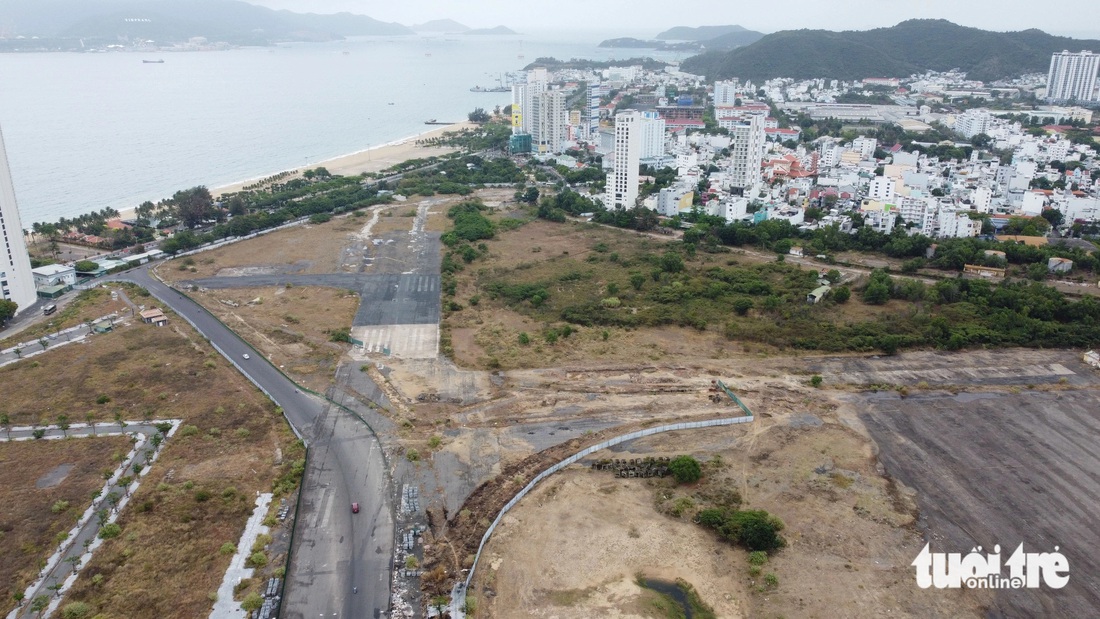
142 59 164 64
424 119 453 125
470 86 511 93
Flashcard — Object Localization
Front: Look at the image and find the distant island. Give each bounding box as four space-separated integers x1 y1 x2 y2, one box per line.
411 19 470 33
464 26 518 35
523 56 670 72
599 25 764 53
681 19 1100 82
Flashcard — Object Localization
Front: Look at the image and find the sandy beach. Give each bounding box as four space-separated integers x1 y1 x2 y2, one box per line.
210 121 478 196
103 121 478 223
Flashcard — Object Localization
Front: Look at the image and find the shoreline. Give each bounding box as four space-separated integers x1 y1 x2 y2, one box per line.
105 121 478 223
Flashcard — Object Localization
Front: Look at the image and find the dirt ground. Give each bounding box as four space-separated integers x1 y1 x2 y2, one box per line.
0 292 303 619
474 409 987 619
0 436 131 609
186 285 359 392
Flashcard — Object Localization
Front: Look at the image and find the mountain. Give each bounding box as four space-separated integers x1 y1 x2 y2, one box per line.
464 25 517 35
0 0 412 46
680 19 1100 83
656 25 751 41
411 19 469 33
701 29 766 50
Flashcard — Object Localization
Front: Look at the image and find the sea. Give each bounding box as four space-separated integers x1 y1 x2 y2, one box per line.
0 30 689 226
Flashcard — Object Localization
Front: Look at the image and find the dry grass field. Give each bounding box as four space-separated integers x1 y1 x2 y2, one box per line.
0 436 131 610
0 295 303 619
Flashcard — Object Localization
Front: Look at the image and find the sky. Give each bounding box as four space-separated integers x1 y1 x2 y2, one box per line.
242 0 1100 38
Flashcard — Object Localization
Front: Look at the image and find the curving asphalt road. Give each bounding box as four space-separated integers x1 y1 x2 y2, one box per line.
116 266 393 619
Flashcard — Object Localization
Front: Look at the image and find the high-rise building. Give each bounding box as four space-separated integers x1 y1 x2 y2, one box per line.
588 82 601 139
714 80 740 106
1046 50 1100 102
727 114 765 192
531 90 567 154
638 111 666 160
0 124 36 314
852 136 878 161
605 111 642 210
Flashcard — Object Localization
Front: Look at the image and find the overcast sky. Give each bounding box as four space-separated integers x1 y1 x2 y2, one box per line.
243 0 1099 38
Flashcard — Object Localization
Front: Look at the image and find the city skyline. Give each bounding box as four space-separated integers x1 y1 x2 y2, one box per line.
242 0 1100 38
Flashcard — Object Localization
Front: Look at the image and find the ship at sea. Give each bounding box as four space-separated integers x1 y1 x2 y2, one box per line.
469 72 515 93
142 59 165 64
470 85 510 93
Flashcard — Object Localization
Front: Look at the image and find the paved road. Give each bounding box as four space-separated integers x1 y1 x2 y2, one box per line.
116 267 393 619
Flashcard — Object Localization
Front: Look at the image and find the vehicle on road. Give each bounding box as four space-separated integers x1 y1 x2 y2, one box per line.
43 303 57 315
351 502 360 513
242 353 250 360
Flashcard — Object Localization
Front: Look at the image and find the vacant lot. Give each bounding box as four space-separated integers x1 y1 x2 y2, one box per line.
442 217 905 370
476 415 986 619
0 436 131 611
187 285 359 392
859 384 1100 617
0 295 303 619
0 287 134 350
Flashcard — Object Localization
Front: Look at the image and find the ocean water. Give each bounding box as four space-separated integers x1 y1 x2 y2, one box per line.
0 32 689 225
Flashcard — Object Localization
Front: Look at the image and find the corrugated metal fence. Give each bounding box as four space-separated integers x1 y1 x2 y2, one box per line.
452 413 754 615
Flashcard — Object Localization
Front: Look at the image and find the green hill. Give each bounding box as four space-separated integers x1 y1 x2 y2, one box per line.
656 25 752 41
680 19 1100 82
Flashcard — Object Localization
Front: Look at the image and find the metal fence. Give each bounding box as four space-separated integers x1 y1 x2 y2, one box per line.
455 413 755 613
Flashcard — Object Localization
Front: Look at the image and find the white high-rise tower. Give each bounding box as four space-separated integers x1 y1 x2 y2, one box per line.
0 124 36 314
1046 50 1100 102
605 111 642 210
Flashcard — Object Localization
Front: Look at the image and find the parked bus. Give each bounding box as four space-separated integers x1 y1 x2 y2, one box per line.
42 303 57 315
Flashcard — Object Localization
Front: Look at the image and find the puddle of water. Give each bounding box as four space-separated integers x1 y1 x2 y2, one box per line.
641 578 693 618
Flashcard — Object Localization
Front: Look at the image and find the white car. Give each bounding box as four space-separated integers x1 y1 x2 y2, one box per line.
242 353 251 360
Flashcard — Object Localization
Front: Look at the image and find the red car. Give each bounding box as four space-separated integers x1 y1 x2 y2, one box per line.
351 502 360 514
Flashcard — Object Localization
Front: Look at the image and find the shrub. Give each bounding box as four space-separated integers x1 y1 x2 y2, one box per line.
219 542 237 555
180 425 199 437
241 593 264 612
763 573 779 588
810 375 823 388
518 332 530 345
247 552 267 568
748 551 768 566
61 602 92 619
733 298 753 316
669 455 702 484
833 285 851 303
51 500 70 514
194 489 212 502
95 394 111 405
98 523 122 539
428 435 442 449
406 449 420 462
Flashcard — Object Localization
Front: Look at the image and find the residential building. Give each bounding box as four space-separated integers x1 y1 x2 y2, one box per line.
1048 257 1074 273
588 81 601 138
973 185 993 213
938 210 980 238
727 114 765 193
868 176 896 201
1046 50 1100 102
605 111 642 210
956 109 992 138
530 90 567 153
638 111 667 160
0 124 36 313
714 80 739 105
898 195 938 236
852 137 878 161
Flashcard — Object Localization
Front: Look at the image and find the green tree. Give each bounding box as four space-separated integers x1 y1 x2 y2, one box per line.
468 107 491 123
30 595 50 617
733 298 754 316
660 251 684 273
629 273 646 291
669 455 702 484
0 412 11 440
833 286 851 304
0 299 19 325
56 414 70 438
73 260 99 273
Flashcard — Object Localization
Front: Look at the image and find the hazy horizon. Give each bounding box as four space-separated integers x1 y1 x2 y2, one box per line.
242 0 1100 39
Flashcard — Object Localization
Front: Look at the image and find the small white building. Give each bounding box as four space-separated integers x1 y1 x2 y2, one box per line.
1048 257 1073 273
31 263 76 288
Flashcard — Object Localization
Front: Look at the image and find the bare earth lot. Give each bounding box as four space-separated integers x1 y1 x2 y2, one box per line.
475 404 986 619
0 436 131 611
0 295 302 619
852 373 1100 616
